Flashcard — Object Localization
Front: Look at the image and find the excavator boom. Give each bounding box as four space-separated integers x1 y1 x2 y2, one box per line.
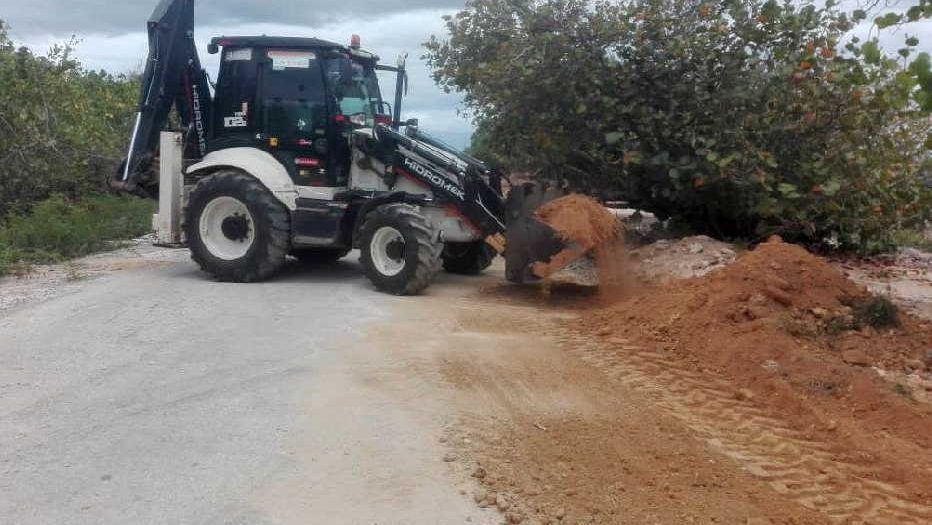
113 0 211 197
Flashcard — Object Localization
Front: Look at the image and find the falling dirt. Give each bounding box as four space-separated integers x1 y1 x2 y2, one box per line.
531 194 628 288
439 237 932 524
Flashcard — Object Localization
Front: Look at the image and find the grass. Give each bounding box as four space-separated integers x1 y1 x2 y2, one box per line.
894 228 932 252
0 194 155 277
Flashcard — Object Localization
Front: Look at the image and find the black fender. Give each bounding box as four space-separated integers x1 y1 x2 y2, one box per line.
351 192 430 249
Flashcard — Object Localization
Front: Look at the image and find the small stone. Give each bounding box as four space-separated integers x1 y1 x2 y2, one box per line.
842 349 872 367
905 359 923 372
554 507 566 519
761 360 779 371
811 307 829 319
496 494 510 511
472 466 487 479
443 453 457 462
505 512 525 524
826 420 838 431
597 327 613 337
474 490 488 504
925 350 932 368
688 243 704 254
734 388 755 401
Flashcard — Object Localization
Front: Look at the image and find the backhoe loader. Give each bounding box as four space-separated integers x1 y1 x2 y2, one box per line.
113 0 598 295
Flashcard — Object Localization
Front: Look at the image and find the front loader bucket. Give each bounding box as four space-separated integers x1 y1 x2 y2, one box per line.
503 183 568 283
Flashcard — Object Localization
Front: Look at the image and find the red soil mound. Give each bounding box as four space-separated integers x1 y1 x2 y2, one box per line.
576 237 932 497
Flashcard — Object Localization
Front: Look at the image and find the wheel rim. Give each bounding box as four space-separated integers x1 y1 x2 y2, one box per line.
199 196 255 261
370 226 406 277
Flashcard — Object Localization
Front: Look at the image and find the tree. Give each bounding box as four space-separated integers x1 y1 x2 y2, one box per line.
426 0 932 252
0 20 139 216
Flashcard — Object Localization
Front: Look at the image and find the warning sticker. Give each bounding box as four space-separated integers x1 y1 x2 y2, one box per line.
224 113 247 128
268 50 316 70
224 48 253 62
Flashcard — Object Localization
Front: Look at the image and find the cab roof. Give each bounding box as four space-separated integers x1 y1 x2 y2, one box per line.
210 35 343 51
208 36 379 62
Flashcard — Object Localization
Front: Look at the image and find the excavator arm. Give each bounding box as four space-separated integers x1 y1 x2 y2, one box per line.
112 0 211 197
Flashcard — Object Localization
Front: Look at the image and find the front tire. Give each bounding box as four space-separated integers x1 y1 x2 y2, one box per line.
185 170 291 282
442 241 496 275
359 203 441 295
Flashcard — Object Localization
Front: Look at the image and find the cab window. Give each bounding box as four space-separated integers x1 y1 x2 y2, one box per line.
260 50 328 138
325 58 382 120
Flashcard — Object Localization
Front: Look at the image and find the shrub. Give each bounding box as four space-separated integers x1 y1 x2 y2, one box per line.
427 0 932 253
853 295 900 329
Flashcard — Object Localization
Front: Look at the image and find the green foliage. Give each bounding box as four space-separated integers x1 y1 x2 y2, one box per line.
0 194 154 276
467 118 507 168
426 0 932 253
0 20 139 217
853 295 900 329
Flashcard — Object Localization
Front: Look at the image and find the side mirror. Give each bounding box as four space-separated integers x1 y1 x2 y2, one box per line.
207 42 219 54
404 118 419 128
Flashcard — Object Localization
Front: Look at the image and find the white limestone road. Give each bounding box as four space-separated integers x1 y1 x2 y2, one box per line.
0 244 497 525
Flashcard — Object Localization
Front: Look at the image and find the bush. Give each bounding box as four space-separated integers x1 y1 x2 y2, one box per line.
0 194 154 276
0 20 139 217
427 0 932 253
853 295 900 329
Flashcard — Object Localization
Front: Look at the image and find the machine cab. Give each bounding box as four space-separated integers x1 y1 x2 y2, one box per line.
207 36 385 188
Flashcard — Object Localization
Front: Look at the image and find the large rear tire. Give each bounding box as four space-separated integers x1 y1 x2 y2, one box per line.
185 170 291 282
442 241 496 275
359 203 441 295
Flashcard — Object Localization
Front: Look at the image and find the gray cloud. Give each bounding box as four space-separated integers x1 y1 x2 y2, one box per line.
0 0 464 38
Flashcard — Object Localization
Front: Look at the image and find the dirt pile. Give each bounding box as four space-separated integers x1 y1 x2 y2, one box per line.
575 236 932 498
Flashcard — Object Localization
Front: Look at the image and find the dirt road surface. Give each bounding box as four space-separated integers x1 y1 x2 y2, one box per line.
1 240 930 524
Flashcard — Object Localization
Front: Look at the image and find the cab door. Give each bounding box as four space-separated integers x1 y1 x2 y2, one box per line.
258 49 338 187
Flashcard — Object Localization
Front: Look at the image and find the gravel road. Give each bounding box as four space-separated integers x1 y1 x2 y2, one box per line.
0 247 493 525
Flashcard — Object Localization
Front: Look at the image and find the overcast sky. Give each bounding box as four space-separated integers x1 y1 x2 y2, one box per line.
1 1 930 149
